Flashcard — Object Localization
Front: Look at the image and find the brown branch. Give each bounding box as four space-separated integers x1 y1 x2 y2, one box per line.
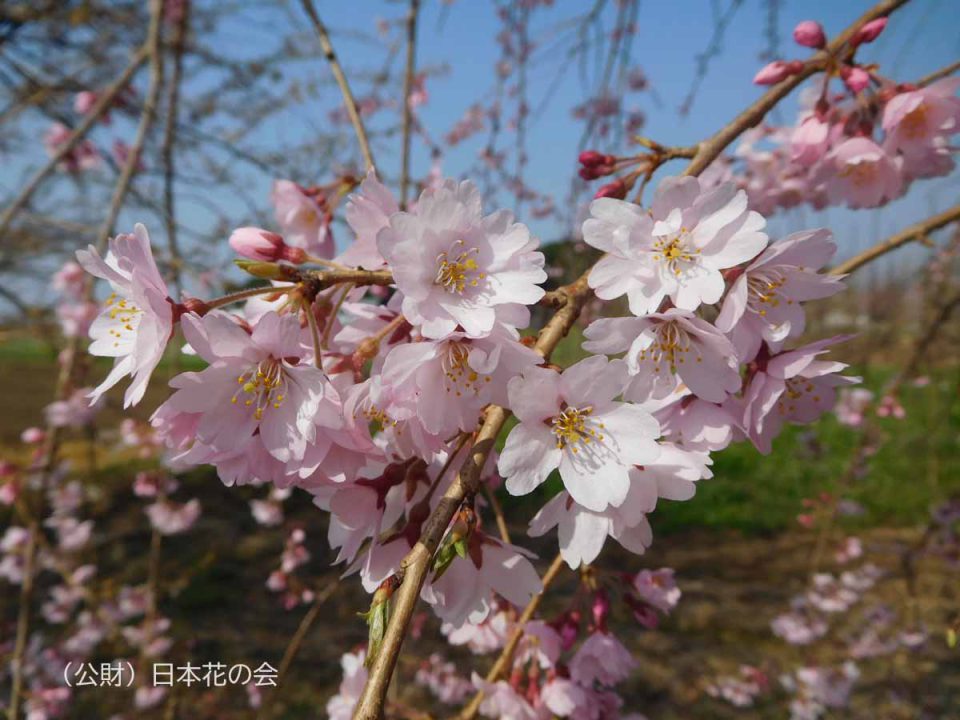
96 0 165 246
161 0 190 295
918 59 960 87
399 0 420 208
6 521 38 720
299 0 376 173
456 553 566 720
682 0 911 178
483 485 511 545
0 46 149 240
829 203 960 276
258 581 340 720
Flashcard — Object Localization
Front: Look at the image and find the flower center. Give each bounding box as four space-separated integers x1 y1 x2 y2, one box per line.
104 292 143 347
839 161 876 187
441 342 492 397
435 240 485 294
778 378 821 415
231 358 288 420
900 104 928 139
746 270 791 317
551 406 604 453
636 321 702 373
652 230 700 276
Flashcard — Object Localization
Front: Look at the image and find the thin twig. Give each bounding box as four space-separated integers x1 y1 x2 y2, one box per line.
457 553 567 720
0 46 149 239
299 0 376 172
829 203 960 277
399 0 420 208
6 522 38 720
918 59 960 87
161 0 190 295
483 485 511 545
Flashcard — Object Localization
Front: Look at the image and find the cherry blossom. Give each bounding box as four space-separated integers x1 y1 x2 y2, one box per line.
270 179 333 258
377 179 547 338
584 309 741 402
337 171 398 268
569 630 636 686
716 228 845 360
499 356 660 512
820 137 902 209
584 176 768 314
77 224 174 407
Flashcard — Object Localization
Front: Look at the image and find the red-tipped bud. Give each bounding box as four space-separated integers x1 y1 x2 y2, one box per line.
229 227 285 262
591 589 610 630
578 166 601 181
852 17 887 46
578 150 606 167
594 179 627 200
841 66 870 94
753 60 803 85
793 20 826 49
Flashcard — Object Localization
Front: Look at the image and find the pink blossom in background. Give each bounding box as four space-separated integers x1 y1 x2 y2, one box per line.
569 630 637 686
145 499 201 535
834 388 874 427
270 180 334 258
821 137 902 209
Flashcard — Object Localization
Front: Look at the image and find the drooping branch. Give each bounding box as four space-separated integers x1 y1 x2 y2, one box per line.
682 0 911 178
457 553 567 720
399 0 420 208
300 0 376 173
0 45 149 239
829 203 960 277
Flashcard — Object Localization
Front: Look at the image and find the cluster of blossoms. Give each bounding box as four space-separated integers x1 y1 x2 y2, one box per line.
728 18 960 214
70 161 858 716
0 415 206 717
43 86 139 174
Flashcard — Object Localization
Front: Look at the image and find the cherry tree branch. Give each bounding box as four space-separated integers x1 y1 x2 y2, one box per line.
829 203 960 276
456 553 566 720
399 0 420 208
682 0 910 177
0 45 149 239
918 59 960 87
299 0 376 173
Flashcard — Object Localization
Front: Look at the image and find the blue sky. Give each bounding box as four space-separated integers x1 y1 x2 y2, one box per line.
3 0 959 305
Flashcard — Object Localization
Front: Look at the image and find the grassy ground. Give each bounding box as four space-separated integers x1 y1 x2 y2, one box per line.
1 335 958 718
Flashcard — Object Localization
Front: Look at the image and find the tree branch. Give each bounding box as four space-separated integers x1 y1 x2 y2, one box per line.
399 0 420 209
299 0 376 173
829 203 960 276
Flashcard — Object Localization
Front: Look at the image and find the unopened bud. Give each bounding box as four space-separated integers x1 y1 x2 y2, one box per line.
594 179 627 200
578 150 605 167
841 66 870 94
20 428 45 444
230 227 285 261
852 17 887 46
793 20 826 49
753 60 802 86
235 259 285 280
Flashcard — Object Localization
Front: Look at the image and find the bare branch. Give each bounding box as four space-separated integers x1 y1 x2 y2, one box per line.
400 0 420 208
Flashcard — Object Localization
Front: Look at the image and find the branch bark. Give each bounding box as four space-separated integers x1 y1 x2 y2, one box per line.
399 0 420 208
829 203 960 276
300 0 376 173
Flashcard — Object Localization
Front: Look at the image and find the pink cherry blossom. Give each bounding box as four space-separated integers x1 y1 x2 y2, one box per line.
633 568 681 614
882 78 960 161
821 137 902 209
422 533 541 627
77 225 173 407
378 179 547 338
740 337 859 454
326 650 367 720
499 356 661 512
790 115 831 166
583 309 741 403
834 388 874 427
154 311 329 472
378 324 541 435
270 179 333 257
144 499 201 535
569 630 636 686
337 171 398 268
584 176 768 314
716 228 845 360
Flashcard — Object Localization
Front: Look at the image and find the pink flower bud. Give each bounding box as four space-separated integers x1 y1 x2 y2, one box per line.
578 150 606 167
591 589 610 630
852 17 887 46
753 60 803 85
841 66 870 94
20 427 45 444
594 179 627 199
793 20 826 49
229 227 285 261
